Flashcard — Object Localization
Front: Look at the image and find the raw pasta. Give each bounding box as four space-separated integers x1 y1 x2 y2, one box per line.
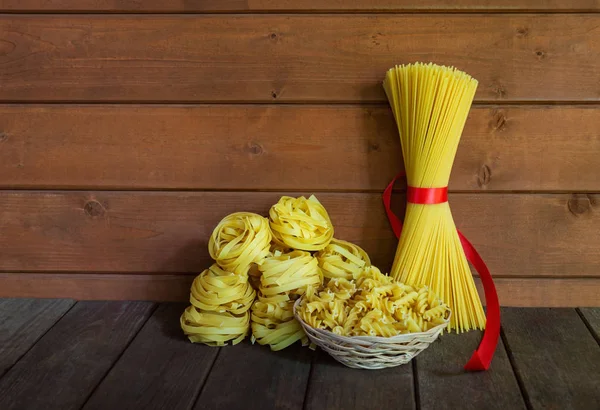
251 250 323 350
316 239 371 281
269 195 334 251
208 212 272 275
259 250 322 297
189 263 255 314
383 62 485 332
251 293 306 351
181 308 250 346
297 265 449 337
181 264 255 345
182 211 269 346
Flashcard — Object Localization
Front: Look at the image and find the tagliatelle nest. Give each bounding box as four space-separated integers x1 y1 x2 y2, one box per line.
250 293 308 351
181 263 256 346
316 239 371 281
269 195 334 252
208 212 272 275
189 264 255 314
258 250 323 297
250 250 324 350
181 307 250 346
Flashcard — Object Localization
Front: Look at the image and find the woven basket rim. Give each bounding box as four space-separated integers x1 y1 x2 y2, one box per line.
293 297 451 344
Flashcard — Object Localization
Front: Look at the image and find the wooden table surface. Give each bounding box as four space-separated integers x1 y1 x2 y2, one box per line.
0 299 598 410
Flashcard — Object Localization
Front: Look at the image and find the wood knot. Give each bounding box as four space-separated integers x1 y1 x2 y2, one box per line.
491 111 507 131
493 84 507 99
84 200 106 218
368 141 381 152
477 164 492 187
371 33 381 46
535 50 546 60
246 142 264 155
568 194 591 216
516 27 529 38
0 132 7 142
271 91 278 99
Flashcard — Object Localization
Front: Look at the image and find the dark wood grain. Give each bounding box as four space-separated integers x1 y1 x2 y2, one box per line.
83 303 218 410
0 16 598 102
0 301 155 410
416 332 525 410
0 298 74 376
304 349 414 409
501 308 600 410
196 341 313 410
0 191 598 279
473 278 600 307
1 0 597 12
579 308 600 342
2 274 599 307
1 105 598 192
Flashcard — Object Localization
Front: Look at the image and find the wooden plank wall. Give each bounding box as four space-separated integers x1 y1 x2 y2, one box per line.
0 2 599 306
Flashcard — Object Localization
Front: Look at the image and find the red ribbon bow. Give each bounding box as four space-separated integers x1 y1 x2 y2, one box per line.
383 172 500 371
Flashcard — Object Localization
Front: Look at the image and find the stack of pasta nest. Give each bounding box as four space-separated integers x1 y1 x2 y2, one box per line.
180 212 270 345
181 195 450 369
180 195 334 350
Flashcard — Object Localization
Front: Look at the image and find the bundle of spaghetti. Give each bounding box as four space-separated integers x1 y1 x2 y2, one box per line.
251 250 323 350
181 263 256 345
269 195 334 251
383 62 485 332
316 239 371 281
297 265 449 337
208 212 272 275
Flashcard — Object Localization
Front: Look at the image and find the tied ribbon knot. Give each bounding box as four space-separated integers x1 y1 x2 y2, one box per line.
383 172 501 372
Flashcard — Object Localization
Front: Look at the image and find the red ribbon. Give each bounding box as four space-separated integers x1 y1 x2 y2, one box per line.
383 172 500 371
407 186 448 204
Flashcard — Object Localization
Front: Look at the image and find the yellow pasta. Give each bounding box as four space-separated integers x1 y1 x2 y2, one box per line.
316 239 371 281
250 293 307 351
269 195 334 251
181 263 256 345
251 250 323 350
297 266 450 337
259 250 322 297
189 263 255 314
180 307 250 346
182 211 270 346
383 62 485 333
208 212 272 275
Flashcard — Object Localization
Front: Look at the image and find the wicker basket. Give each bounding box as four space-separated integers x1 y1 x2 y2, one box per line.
293 298 450 370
